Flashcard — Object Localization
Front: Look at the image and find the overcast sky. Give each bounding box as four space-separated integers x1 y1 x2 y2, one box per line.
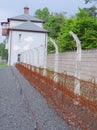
0 0 92 42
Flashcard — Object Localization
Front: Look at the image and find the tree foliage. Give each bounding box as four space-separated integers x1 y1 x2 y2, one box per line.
0 43 8 60
56 18 76 52
34 7 50 22
44 13 65 39
84 6 97 17
85 0 96 3
74 8 97 49
34 7 97 52
57 8 97 51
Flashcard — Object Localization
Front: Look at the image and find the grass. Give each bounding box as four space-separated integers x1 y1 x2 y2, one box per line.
0 64 8 67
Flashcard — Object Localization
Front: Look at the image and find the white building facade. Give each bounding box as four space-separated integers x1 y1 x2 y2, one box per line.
1 7 48 66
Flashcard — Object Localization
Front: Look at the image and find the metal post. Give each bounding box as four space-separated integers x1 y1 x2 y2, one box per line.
31 49 35 71
49 38 59 82
26 51 28 64
29 50 31 65
34 48 39 73
23 53 25 64
43 44 47 76
20 52 23 63
69 31 81 96
24 52 26 63
25 51 28 65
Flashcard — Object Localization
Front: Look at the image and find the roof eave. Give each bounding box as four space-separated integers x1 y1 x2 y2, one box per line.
9 28 49 33
8 18 45 23
1 22 8 26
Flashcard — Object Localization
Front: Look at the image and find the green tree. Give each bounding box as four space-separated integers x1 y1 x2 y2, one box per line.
44 12 65 39
34 7 97 52
84 6 97 17
34 7 50 22
56 8 97 51
56 18 76 52
85 0 97 3
74 8 97 49
47 40 55 53
0 43 8 60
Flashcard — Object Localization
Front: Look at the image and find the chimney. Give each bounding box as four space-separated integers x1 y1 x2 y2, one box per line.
24 7 29 14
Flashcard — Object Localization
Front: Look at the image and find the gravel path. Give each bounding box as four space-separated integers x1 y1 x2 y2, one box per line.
0 67 70 130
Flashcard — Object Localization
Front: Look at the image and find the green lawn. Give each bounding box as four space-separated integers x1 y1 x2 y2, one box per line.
0 64 7 67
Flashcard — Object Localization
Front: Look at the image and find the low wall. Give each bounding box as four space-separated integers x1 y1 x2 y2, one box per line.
47 49 97 81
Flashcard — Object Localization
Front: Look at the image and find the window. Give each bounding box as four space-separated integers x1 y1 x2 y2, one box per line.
19 34 21 41
17 54 21 62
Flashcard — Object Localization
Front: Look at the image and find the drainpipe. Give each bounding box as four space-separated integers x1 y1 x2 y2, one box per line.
9 29 12 66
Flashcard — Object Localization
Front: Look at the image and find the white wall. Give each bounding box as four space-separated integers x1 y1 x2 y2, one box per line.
10 20 43 28
8 30 47 66
47 49 97 81
10 21 24 28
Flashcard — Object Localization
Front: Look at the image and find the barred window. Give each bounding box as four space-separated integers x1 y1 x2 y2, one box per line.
19 34 22 41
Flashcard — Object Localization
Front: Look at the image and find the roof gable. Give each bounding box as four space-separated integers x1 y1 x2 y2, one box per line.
8 14 45 23
11 21 48 33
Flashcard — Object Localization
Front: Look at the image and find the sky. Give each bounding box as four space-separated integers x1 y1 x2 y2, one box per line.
0 0 92 42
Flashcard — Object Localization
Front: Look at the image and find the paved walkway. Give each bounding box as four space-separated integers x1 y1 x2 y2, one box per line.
0 67 69 130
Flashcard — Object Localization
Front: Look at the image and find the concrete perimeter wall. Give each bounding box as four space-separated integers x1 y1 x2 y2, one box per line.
47 49 97 81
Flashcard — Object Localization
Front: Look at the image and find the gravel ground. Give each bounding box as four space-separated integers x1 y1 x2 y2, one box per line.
0 66 70 130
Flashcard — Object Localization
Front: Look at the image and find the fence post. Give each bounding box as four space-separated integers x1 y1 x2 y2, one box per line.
21 52 25 65
28 51 30 64
20 52 23 63
24 52 26 64
34 47 39 72
31 49 35 71
69 31 81 98
49 38 59 82
25 51 29 67
30 49 34 65
43 44 47 76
